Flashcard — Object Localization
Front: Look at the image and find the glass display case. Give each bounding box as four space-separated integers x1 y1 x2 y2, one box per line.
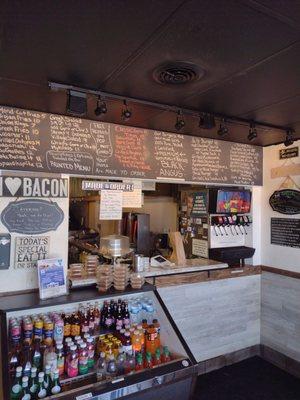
0 284 195 400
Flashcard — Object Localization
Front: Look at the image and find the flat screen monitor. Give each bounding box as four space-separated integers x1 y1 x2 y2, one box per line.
216 190 251 213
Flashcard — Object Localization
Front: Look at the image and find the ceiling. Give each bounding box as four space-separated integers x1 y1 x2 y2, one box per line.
1 0 300 146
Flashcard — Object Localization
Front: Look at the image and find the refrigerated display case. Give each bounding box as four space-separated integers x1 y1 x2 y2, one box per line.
0 284 196 400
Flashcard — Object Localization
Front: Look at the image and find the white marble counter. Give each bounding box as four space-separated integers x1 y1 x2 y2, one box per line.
139 258 228 278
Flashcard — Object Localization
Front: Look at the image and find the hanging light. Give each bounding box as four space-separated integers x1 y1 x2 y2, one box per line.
248 122 257 141
217 118 229 136
121 100 132 121
199 113 216 129
284 129 294 147
175 110 185 131
94 96 107 116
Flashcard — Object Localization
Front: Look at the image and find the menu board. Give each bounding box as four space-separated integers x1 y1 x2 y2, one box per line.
271 218 300 248
0 106 263 185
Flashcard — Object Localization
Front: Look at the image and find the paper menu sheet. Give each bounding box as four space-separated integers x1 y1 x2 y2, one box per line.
99 190 123 220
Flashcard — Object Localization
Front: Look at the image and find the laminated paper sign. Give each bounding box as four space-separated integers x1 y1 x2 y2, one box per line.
37 258 67 300
15 236 50 269
192 238 208 258
99 190 123 220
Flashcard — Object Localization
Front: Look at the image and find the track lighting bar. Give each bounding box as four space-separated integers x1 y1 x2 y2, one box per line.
49 81 291 134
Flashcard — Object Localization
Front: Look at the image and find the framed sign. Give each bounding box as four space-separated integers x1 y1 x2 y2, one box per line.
15 236 50 269
37 258 67 300
269 189 300 215
279 147 299 159
0 176 68 197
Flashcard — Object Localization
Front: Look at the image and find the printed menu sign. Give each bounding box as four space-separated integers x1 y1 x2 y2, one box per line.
99 190 123 220
0 105 263 186
15 236 50 269
37 258 67 299
271 218 300 248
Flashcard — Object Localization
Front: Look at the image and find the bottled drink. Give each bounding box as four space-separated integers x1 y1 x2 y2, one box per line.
53 318 64 344
115 305 123 328
104 305 113 330
132 330 142 354
43 320 54 346
94 302 101 334
50 369 62 395
43 345 57 375
162 346 171 363
33 319 43 341
71 313 81 337
135 353 143 371
23 318 33 345
153 348 161 366
9 343 21 381
63 314 71 337
96 352 107 381
10 318 21 345
145 325 157 355
144 351 153 369
32 339 42 371
10 366 22 400
22 343 32 377
56 344 65 376
29 367 38 397
122 332 132 355
66 345 79 378
36 372 47 399
44 365 52 396
101 301 108 328
81 311 89 335
88 305 95 334
125 351 135 374
123 303 130 326
78 343 89 375
141 319 148 333
116 350 126 375
20 376 31 400
106 355 117 377
86 338 95 370
152 319 161 348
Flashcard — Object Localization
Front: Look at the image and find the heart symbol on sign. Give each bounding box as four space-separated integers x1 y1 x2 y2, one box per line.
5 177 22 196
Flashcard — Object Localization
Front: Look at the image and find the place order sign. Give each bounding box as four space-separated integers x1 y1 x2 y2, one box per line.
0 105 263 186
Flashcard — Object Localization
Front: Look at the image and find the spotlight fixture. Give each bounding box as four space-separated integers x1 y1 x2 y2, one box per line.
121 100 132 121
217 118 229 136
247 122 257 141
94 96 107 116
284 129 294 147
175 110 185 131
67 90 87 116
199 113 216 129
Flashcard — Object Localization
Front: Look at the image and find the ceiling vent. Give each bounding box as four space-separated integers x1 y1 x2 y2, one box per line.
153 62 204 85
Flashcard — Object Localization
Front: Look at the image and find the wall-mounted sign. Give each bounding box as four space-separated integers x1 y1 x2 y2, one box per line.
192 238 209 258
190 192 208 216
99 190 123 220
38 258 67 300
279 147 299 159
271 218 300 248
82 180 134 191
269 189 300 215
0 233 11 270
0 177 68 197
15 236 50 269
1 199 64 234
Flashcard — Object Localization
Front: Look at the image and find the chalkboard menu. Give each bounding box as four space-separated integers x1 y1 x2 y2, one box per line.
271 218 300 248
0 106 263 185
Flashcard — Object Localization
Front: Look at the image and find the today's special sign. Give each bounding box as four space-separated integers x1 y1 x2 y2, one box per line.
0 176 68 197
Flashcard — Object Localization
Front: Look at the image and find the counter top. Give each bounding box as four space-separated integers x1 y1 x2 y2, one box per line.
139 258 228 278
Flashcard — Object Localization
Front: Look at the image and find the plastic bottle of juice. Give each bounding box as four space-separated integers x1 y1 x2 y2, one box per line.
78 343 89 375
132 330 142 354
43 345 57 375
86 338 95 370
144 351 153 369
53 317 64 344
56 344 65 376
142 319 148 333
152 319 161 348
135 353 143 371
161 346 171 363
66 346 79 378
153 348 161 366
145 325 156 355
63 314 71 338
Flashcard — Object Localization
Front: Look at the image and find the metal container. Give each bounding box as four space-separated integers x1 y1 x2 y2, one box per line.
100 235 131 259
134 254 145 272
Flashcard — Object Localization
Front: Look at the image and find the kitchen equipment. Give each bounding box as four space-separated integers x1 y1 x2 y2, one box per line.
134 254 145 272
100 235 131 261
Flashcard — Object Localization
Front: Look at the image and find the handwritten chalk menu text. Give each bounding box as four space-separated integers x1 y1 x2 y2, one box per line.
271 218 300 248
0 106 263 185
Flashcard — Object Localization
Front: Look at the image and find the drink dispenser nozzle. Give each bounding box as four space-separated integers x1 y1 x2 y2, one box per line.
217 216 224 236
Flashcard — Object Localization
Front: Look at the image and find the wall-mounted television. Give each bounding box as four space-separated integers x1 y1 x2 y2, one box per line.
216 190 251 214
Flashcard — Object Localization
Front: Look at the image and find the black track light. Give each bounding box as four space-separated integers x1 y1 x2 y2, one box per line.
121 100 132 121
94 96 107 116
175 110 185 131
199 113 216 129
248 122 257 141
67 90 87 116
217 118 229 136
284 129 294 147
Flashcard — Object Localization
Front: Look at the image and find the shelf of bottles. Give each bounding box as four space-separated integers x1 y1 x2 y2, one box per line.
8 295 177 399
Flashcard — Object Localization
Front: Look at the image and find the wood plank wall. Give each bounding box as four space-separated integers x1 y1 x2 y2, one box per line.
261 271 300 364
158 275 261 362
